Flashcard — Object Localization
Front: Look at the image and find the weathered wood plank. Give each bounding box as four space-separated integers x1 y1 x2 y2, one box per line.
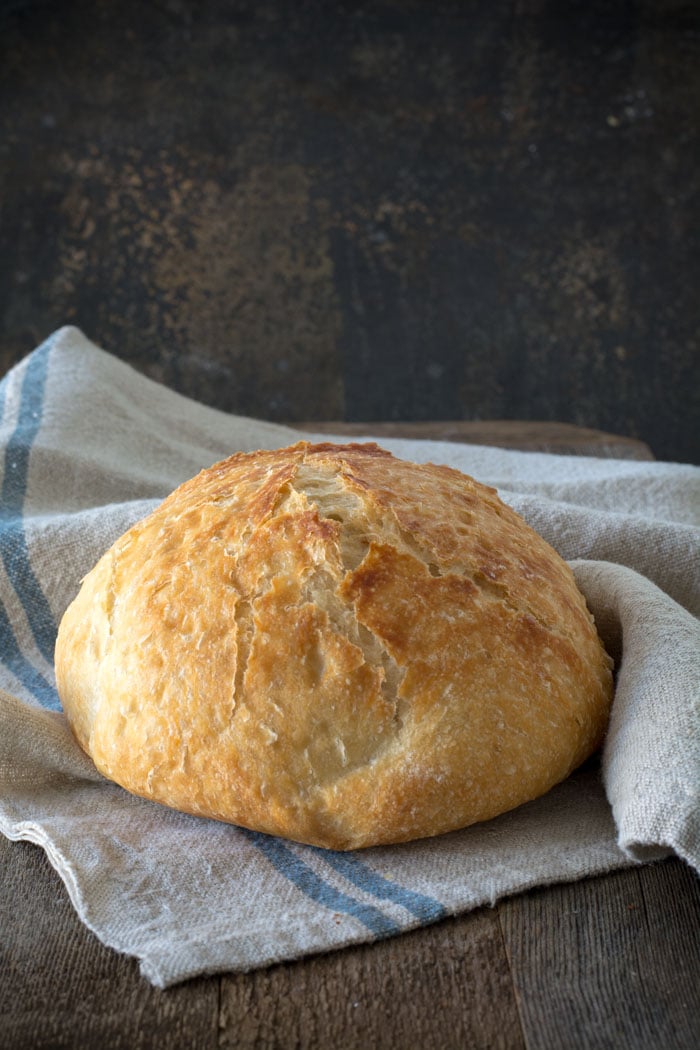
0 838 219 1050
4 835 697 1050
1 833 526 1050
498 858 700 1050
293 421 654 460
219 908 524 1050
633 860 700 1047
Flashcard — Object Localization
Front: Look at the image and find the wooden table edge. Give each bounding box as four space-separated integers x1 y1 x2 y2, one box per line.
290 420 655 460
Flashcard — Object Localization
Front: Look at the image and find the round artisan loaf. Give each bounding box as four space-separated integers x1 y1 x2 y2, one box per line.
56 441 613 850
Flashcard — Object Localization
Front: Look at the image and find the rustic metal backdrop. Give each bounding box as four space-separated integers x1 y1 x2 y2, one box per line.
1 0 698 462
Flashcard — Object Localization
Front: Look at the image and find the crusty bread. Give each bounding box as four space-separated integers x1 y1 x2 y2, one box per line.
56 441 613 850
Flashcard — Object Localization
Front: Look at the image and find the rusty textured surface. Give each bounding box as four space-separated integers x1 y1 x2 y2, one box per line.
0 0 698 462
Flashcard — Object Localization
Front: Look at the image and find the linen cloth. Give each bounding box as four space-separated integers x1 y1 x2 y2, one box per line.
0 327 698 988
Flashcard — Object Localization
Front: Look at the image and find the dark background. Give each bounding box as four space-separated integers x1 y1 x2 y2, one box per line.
1 0 698 463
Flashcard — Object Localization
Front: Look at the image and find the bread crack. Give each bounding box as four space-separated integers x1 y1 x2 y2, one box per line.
105 549 117 639
232 596 253 707
299 565 406 727
291 462 407 730
291 462 371 571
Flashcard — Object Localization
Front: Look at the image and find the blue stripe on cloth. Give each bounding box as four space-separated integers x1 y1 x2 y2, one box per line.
314 849 447 923
241 829 401 936
0 337 58 670
0 598 60 709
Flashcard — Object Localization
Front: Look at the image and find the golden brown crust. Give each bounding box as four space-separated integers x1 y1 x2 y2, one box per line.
55 441 613 849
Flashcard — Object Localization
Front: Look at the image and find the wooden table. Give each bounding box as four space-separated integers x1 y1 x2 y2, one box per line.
1 423 697 1050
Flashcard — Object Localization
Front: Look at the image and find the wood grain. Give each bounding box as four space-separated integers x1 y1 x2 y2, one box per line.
293 421 654 460
2 834 698 1050
499 859 700 1050
219 909 524 1050
0 837 218 1050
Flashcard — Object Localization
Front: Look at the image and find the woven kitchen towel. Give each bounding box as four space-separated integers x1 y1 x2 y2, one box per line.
0 327 698 988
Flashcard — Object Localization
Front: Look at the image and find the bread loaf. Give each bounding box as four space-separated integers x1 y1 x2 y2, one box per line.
56 441 613 850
